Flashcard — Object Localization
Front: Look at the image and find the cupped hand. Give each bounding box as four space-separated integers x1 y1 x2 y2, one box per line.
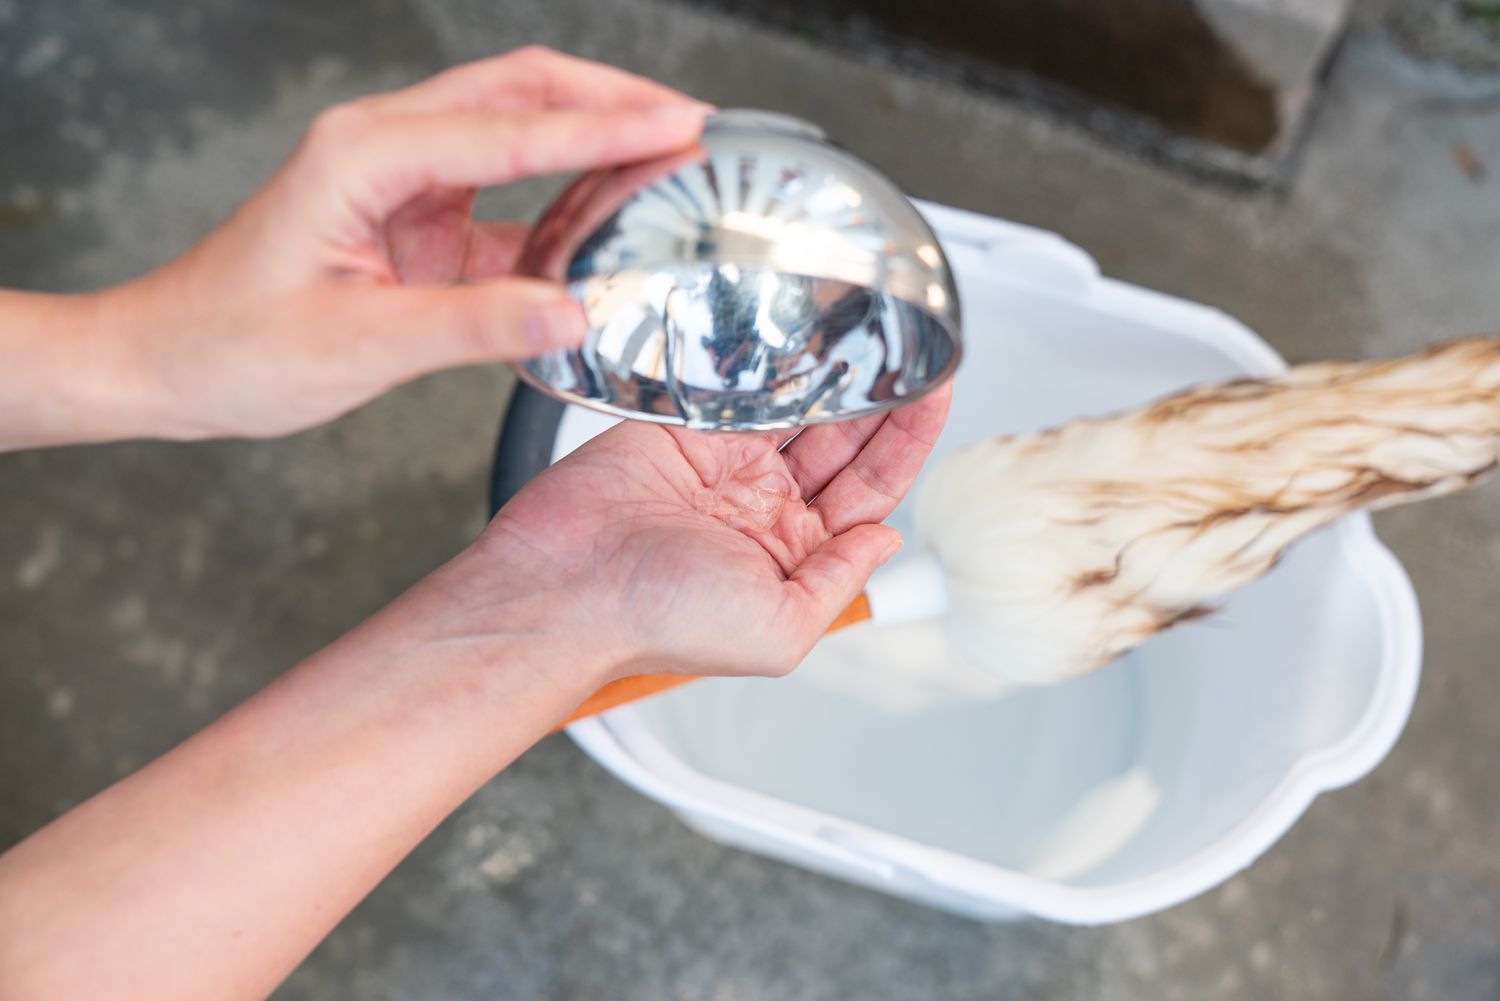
481 387 952 681
108 47 710 440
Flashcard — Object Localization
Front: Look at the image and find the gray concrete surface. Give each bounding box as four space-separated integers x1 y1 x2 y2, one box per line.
3 1 1500 998
1364 0 1500 72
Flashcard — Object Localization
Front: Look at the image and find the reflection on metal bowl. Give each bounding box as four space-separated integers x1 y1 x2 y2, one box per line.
516 110 962 430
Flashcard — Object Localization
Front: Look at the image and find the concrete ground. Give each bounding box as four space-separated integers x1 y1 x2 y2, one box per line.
3 1 1499 998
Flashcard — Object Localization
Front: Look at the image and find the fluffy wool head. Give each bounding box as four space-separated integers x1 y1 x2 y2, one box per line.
916 337 1500 684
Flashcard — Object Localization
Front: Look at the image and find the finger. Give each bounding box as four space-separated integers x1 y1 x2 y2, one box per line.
328 106 708 223
785 524 903 638
382 187 479 285
372 46 710 116
462 220 531 281
810 383 953 536
322 278 587 380
521 143 706 280
779 411 889 500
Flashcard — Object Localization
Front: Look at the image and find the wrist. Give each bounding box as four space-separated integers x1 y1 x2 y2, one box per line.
358 539 630 713
66 264 233 445
79 282 171 439
84 274 208 442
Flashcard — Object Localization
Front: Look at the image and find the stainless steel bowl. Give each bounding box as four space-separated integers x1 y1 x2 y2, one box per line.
514 109 962 430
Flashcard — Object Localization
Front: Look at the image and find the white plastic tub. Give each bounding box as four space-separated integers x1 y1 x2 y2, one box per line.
542 202 1422 924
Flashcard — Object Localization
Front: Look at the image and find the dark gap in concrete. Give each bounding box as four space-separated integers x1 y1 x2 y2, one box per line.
683 0 1279 154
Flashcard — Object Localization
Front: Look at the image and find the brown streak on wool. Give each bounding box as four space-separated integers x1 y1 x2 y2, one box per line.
1157 604 1216 632
1073 566 1119 590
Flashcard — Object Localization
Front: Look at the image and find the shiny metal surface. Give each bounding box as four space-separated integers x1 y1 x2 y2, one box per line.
515 109 962 429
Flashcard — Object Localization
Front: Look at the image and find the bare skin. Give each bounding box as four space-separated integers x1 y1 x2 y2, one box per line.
0 46 711 450
0 48 951 1000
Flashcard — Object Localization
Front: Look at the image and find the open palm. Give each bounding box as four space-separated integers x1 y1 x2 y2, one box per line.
486 387 950 680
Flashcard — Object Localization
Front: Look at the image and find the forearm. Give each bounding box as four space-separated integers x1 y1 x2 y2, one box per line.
0 545 612 1000
0 286 163 451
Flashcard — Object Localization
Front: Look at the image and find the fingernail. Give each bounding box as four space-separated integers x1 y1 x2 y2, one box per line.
648 103 712 121
878 535 904 567
524 298 587 352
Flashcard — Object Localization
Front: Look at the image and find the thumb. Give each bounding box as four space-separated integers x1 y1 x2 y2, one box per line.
786 524 904 635
345 278 588 379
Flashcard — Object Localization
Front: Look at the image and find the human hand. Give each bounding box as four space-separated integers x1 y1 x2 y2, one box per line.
97 47 710 440
474 387 952 683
